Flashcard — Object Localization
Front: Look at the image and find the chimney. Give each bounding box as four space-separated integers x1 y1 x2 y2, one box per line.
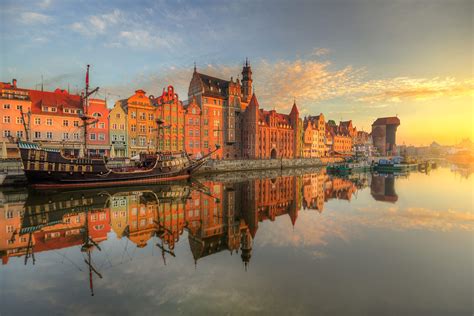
12 79 17 88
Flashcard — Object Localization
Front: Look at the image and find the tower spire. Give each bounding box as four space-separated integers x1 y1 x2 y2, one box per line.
193 61 196 73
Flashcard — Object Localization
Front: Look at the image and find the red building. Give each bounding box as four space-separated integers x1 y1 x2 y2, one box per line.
184 96 202 157
241 94 300 159
87 98 110 156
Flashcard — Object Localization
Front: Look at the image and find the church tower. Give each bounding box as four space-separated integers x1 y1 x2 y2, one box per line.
241 58 253 104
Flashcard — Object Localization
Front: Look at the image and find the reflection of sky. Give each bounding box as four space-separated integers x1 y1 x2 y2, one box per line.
0 167 472 315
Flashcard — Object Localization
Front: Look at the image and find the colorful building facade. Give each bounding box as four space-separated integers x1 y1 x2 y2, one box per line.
241 94 300 159
109 100 128 157
302 114 326 158
0 80 31 158
86 98 110 156
153 86 186 152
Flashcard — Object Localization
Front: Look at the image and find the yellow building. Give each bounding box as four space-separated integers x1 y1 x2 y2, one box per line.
109 100 128 157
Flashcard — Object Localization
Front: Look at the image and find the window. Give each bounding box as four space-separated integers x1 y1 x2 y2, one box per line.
189 141 193 148
73 121 79 127
192 108 196 114
64 108 70 113
98 133 105 141
204 141 208 148
34 131 41 138
99 122 105 129
16 131 23 138
73 133 79 140
112 123 117 129
120 124 125 130
189 130 193 137
3 130 10 137
46 132 53 139
203 118 208 125
188 118 193 125
131 111 136 118
63 120 68 127
204 129 208 136
50 107 57 112
148 113 154 120
16 105 22 110
89 133 96 140
131 125 136 132
112 135 117 141
5 211 13 219
116 113 121 119
63 132 69 140
6 225 14 233
16 117 22 124
139 137 146 146
139 112 146 120
140 125 146 133
3 116 11 123
46 118 53 126
3 104 10 109
120 135 125 141
93 112 102 117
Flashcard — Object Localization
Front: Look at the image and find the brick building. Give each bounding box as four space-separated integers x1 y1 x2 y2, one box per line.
241 94 300 159
371 116 400 156
184 96 202 157
188 61 253 159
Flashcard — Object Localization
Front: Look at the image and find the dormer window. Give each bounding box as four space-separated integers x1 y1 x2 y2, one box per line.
93 112 102 117
50 107 57 112
64 108 70 113
42 106 48 112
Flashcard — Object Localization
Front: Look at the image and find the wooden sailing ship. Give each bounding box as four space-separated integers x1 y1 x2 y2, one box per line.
18 65 218 189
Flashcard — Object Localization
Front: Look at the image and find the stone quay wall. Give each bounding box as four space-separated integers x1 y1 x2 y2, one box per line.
195 157 343 175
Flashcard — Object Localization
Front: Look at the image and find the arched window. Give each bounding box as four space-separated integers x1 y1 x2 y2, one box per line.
92 112 102 117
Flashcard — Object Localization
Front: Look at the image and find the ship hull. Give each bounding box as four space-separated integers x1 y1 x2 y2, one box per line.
18 142 212 189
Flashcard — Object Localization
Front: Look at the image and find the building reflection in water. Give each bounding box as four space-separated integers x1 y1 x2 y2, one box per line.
0 169 398 289
370 173 398 203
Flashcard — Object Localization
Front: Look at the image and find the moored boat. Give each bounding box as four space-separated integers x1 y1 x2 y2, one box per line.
18 141 218 189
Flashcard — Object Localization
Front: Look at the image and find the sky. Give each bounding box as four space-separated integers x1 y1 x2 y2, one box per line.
1 0 472 146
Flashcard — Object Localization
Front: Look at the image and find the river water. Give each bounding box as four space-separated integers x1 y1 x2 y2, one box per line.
0 166 472 315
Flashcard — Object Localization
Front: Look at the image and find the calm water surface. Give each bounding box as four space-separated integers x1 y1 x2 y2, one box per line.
0 166 472 315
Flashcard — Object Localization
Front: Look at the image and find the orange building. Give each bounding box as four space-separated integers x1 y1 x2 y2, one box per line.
29 88 85 155
152 86 186 152
121 89 157 157
241 94 300 159
302 114 326 158
0 80 31 157
325 120 353 155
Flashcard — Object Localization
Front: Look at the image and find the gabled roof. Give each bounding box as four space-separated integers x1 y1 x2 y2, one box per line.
248 93 259 108
372 117 400 126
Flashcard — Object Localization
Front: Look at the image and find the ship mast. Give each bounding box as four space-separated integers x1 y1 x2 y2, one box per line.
80 65 99 157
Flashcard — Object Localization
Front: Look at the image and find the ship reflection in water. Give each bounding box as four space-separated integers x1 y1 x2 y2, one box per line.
0 167 472 315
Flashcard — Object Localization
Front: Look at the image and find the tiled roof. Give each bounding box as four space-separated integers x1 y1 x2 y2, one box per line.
197 72 229 98
29 88 82 115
